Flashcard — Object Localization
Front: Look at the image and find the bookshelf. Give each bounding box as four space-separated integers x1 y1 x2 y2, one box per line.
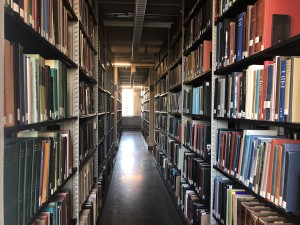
0 0 120 224
141 82 150 144
211 0 300 224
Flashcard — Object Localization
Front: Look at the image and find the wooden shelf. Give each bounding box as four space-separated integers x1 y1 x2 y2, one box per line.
169 31 182 49
79 145 98 171
79 113 97 119
183 113 211 120
169 83 182 92
79 21 97 53
184 0 201 25
84 0 97 25
62 0 78 21
183 144 211 165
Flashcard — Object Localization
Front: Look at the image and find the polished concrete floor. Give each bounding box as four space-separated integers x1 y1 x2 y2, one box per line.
99 131 183 225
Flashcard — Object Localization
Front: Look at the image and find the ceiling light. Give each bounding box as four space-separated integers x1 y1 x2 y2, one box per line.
114 62 132 67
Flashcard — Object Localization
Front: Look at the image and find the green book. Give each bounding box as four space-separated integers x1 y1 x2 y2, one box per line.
18 140 26 224
271 145 279 203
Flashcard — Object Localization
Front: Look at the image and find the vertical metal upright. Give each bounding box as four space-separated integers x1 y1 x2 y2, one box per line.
0 0 4 224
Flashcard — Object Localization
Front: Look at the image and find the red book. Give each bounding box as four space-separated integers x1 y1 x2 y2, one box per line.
255 0 300 53
203 40 212 73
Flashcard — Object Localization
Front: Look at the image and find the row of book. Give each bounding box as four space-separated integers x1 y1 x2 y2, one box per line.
168 92 182 113
214 57 300 122
154 150 210 225
79 120 96 162
167 139 181 166
79 0 96 46
4 41 68 127
142 101 149 111
216 129 300 212
183 120 211 160
31 189 72 225
168 117 182 142
216 0 300 69
98 117 105 141
168 35 182 66
184 40 212 82
79 159 95 207
155 79 167 96
183 82 211 115
142 119 149 132
160 115 167 133
6 0 71 56
98 92 105 113
159 134 168 153
183 151 211 203
213 175 294 225
4 130 73 225
80 30 95 78
154 53 168 81
168 64 182 89
141 111 149 121
155 96 167 112
184 0 212 51
155 113 159 128
79 187 99 225
79 82 94 116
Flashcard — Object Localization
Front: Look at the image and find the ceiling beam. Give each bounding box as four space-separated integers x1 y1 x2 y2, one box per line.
131 0 147 62
104 20 172 28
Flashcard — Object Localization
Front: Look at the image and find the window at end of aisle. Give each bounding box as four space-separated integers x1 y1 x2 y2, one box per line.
122 88 134 116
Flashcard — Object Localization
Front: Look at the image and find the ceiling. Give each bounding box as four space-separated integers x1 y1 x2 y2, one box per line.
99 0 182 86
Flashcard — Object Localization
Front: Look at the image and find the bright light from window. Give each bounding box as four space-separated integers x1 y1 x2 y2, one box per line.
122 89 134 116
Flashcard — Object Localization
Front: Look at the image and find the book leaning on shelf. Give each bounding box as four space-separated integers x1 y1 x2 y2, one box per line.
213 176 294 225
3 40 68 127
4 130 72 225
5 0 71 56
214 57 300 122
216 129 300 212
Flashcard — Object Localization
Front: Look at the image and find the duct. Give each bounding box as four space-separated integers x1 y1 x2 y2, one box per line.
131 0 147 62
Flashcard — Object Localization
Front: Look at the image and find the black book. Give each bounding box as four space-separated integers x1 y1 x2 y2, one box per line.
12 42 21 125
271 14 290 46
203 81 211 115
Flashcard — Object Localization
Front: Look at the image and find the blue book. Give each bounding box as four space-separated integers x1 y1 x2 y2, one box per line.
279 60 286 122
282 144 300 212
271 145 278 202
236 13 244 61
265 65 274 121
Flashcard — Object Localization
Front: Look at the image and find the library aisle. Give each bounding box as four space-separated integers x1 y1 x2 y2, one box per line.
99 131 183 225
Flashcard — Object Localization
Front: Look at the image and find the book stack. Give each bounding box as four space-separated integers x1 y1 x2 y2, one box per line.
168 117 182 142
98 92 105 113
215 57 300 122
184 40 212 82
79 121 96 162
98 117 105 141
216 0 300 70
32 190 72 225
183 82 211 115
213 176 295 225
79 82 94 116
167 139 181 166
79 187 99 225
184 0 212 51
216 129 300 212
3 41 68 127
79 159 95 207
159 134 168 153
160 96 168 112
4 130 72 225
160 115 167 133
183 151 211 203
184 120 211 160
168 64 182 89
6 0 71 56
180 182 210 225
168 35 182 65
168 92 182 113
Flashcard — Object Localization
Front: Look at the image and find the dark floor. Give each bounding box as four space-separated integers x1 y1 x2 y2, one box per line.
99 131 183 225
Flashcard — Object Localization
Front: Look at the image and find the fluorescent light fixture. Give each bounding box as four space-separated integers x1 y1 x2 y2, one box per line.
114 62 132 67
